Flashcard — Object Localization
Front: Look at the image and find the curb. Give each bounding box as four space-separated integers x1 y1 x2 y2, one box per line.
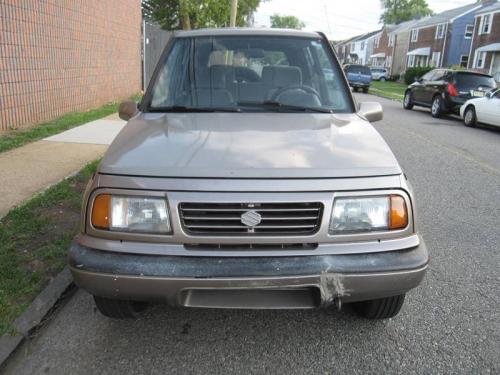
0 267 73 367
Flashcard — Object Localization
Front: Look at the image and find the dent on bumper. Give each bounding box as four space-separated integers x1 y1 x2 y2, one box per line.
69 240 428 307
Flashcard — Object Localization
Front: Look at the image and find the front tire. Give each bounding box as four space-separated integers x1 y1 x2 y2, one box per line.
431 95 443 118
380 77 386 82
352 294 406 319
464 106 477 127
353 87 359 92
403 90 414 110
93 296 148 319
362 87 369 93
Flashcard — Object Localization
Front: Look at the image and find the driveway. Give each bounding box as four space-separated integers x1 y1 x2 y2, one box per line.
3 94 500 374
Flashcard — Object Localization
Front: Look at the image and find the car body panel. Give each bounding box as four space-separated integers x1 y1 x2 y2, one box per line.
460 90 500 127
100 112 401 178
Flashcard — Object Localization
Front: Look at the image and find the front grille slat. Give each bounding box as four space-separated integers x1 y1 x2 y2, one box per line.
179 202 323 236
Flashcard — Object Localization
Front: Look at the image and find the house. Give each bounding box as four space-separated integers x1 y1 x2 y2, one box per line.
390 20 421 77
468 2 500 82
370 25 397 70
406 2 493 69
335 34 364 65
349 30 382 65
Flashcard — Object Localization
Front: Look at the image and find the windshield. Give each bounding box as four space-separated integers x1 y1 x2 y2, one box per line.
147 35 353 113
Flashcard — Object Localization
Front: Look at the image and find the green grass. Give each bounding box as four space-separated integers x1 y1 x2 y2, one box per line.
0 94 142 154
369 81 407 101
0 160 99 336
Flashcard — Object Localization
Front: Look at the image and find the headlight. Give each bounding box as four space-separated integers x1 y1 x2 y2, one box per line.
91 194 171 234
329 195 408 234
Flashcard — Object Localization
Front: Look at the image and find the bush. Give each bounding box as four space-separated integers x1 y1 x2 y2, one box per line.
404 67 433 85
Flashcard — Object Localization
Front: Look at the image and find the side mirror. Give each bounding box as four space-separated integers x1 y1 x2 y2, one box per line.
485 91 493 99
118 100 139 121
358 102 383 123
414 76 422 83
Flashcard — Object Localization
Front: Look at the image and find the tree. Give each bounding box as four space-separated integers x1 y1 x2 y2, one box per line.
270 14 305 29
380 0 434 25
142 0 263 30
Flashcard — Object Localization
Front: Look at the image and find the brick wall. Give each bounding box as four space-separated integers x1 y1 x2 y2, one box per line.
469 12 500 73
0 0 142 131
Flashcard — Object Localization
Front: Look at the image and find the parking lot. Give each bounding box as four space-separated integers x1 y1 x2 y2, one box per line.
3 93 500 375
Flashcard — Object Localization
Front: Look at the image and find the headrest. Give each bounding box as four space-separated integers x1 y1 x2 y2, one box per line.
262 66 302 87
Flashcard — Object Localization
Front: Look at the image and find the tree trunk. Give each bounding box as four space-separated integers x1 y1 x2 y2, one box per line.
180 0 191 30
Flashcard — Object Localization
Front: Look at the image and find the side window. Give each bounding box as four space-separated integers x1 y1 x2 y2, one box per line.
432 70 445 81
421 70 435 81
151 39 190 107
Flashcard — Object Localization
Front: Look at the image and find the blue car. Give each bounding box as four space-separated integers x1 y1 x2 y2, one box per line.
344 64 372 93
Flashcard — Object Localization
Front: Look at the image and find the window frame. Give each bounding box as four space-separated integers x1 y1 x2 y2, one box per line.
435 24 446 40
479 14 492 35
410 29 419 42
460 55 469 68
475 51 486 69
464 24 474 39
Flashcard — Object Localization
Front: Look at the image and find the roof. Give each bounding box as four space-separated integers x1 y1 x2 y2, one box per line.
475 1 500 15
391 19 421 34
413 3 482 28
175 27 320 38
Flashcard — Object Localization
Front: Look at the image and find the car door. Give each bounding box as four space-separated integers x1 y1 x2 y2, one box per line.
413 70 435 104
483 89 500 126
423 69 445 105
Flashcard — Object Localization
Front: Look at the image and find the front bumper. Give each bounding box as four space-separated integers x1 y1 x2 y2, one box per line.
69 239 428 309
349 81 370 88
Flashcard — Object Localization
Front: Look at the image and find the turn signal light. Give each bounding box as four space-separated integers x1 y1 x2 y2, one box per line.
389 195 408 230
91 194 111 229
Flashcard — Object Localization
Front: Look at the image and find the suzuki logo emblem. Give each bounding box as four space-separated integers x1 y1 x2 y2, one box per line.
241 210 262 227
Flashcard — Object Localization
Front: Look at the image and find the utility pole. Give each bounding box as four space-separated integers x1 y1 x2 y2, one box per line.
230 0 238 27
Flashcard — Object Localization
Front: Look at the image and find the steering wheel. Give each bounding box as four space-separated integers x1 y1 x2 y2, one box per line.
270 85 321 102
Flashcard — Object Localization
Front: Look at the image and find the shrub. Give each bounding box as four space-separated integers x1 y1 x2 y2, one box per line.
404 67 433 85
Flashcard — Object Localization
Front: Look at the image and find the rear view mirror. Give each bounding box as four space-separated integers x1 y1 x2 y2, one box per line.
118 100 139 121
358 102 383 123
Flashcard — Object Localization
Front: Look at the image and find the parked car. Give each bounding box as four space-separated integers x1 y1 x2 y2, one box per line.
371 67 389 81
403 69 497 118
69 28 428 321
344 64 372 93
460 88 500 128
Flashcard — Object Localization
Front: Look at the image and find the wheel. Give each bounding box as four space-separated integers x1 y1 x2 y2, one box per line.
353 87 359 92
380 77 386 82
431 95 443 118
93 296 148 319
464 105 477 127
403 90 414 110
362 87 369 93
352 294 405 319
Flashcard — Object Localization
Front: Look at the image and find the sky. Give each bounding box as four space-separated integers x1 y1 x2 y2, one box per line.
253 0 477 40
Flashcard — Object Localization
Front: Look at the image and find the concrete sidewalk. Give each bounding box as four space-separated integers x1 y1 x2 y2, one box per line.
0 115 125 218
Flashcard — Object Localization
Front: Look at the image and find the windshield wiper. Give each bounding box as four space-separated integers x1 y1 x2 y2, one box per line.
237 100 333 113
148 105 241 113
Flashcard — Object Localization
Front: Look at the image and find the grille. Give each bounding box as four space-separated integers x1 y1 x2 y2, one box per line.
179 202 323 236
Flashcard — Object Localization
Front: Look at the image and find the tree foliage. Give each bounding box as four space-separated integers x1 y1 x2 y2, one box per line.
142 0 263 30
270 14 305 29
380 0 434 25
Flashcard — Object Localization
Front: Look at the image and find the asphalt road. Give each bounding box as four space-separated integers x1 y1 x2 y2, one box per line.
4 94 500 374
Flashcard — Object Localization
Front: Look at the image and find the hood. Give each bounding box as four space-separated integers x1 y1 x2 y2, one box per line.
99 113 401 178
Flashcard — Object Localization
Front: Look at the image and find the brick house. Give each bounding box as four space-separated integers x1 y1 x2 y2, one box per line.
468 2 500 82
370 25 397 71
406 3 489 69
0 0 142 131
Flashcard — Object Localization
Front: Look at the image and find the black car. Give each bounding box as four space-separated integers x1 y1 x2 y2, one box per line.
403 69 497 118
